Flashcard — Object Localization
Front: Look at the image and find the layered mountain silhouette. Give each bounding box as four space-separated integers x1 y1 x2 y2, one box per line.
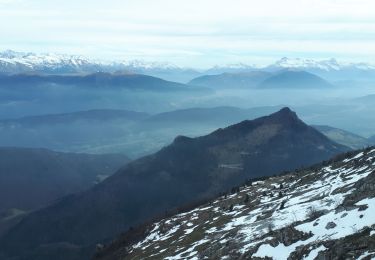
0 106 365 159
0 73 194 91
0 147 129 238
188 71 271 88
0 107 283 158
139 106 282 126
258 70 332 89
0 108 348 260
188 70 332 89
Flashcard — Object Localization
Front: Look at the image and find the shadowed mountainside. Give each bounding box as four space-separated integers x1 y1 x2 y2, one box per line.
0 108 348 260
0 147 129 238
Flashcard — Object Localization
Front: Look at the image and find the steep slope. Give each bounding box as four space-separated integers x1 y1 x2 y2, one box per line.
0 108 348 260
0 147 129 237
313 125 372 149
258 70 332 89
96 147 375 260
188 71 272 89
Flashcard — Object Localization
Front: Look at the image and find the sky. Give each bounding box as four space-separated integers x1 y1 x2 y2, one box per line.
1 0 375 67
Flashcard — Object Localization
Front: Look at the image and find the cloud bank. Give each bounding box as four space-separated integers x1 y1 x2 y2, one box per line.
1 0 375 67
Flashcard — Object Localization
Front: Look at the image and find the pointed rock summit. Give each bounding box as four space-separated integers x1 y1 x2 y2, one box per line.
266 107 301 124
275 106 294 115
258 107 298 121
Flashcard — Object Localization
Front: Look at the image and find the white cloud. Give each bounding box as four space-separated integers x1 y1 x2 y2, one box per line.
1 0 375 66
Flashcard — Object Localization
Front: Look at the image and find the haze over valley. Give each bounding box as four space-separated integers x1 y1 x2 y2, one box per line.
1 51 375 157
1 0 375 259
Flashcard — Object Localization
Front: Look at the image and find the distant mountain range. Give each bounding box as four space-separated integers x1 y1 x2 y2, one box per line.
95 147 375 260
0 147 129 238
188 71 272 88
0 72 193 91
0 69 333 92
189 70 333 89
258 70 332 89
207 57 375 82
270 57 375 71
0 50 101 74
0 71 212 120
0 50 200 83
2 50 375 83
0 108 348 260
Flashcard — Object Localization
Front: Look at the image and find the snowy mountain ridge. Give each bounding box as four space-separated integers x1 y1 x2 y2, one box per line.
115 59 180 70
96 147 375 260
0 50 101 73
271 57 375 71
0 50 182 74
2 50 375 75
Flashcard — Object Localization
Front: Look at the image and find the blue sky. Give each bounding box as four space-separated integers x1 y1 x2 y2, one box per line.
1 0 375 67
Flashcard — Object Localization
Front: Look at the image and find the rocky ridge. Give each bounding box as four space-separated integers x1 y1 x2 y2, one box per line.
96 147 375 259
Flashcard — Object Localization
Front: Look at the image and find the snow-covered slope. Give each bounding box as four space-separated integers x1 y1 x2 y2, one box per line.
96 147 375 259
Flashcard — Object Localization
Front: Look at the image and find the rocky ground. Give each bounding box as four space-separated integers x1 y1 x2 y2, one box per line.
96 147 375 260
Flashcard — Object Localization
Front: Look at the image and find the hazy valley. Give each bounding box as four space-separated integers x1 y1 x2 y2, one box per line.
0 50 375 260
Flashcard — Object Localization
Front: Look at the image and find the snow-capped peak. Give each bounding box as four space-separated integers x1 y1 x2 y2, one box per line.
0 50 187 74
210 62 258 70
0 50 31 59
0 50 97 73
116 59 180 70
272 57 375 71
2 50 375 75
273 57 342 71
